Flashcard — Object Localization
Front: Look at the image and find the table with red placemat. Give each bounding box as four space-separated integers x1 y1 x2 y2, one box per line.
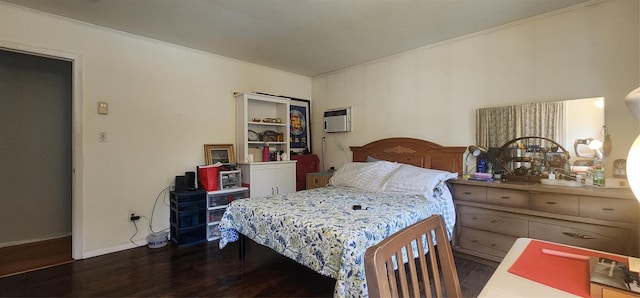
479 238 640 298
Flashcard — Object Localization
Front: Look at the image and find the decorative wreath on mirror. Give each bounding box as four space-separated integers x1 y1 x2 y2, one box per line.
495 136 570 175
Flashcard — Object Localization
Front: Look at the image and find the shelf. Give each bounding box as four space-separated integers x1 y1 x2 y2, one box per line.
248 121 287 127
507 157 533 162
248 141 286 145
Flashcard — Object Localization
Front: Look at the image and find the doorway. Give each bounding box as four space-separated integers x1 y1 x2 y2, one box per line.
0 42 84 273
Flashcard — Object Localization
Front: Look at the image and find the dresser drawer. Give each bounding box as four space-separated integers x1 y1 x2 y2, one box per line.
486 188 528 208
580 196 639 223
529 218 631 255
306 173 332 190
457 205 528 237
530 192 579 216
452 184 487 203
456 226 518 259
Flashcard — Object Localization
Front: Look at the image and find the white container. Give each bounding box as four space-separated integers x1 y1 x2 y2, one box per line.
146 231 169 248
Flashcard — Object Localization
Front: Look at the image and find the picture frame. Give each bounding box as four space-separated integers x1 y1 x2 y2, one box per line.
290 97 311 153
204 144 235 165
613 159 627 178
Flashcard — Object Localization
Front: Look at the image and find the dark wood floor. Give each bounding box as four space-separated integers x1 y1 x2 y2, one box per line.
0 239 496 297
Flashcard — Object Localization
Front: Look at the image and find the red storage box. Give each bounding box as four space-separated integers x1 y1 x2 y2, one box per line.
198 165 219 191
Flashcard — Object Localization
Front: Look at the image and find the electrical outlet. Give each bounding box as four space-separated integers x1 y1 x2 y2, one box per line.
129 210 137 221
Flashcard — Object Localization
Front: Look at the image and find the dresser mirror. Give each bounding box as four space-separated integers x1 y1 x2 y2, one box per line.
477 97 605 172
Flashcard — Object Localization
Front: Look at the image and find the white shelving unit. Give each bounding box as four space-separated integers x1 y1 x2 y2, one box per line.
206 187 248 241
235 92 291 163
235 92 296 198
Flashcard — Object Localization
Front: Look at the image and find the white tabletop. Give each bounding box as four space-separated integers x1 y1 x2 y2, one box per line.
478 238 581 297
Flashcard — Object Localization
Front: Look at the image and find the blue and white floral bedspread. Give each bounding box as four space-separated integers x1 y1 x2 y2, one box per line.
219 185 455 298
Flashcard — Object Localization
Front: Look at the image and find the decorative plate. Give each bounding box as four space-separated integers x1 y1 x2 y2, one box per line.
248 130 258 141
262 130 277 142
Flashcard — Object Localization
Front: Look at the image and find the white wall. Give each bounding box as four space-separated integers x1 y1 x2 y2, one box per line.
0 3 311 256
312 0 639 173
1 0 638 257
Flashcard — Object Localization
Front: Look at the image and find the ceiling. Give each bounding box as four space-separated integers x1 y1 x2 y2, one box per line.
2 0 593 77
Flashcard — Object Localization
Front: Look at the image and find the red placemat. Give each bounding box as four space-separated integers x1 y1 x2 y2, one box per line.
508 240 627 297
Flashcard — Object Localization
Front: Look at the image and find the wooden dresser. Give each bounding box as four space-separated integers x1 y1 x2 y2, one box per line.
449 179 639 262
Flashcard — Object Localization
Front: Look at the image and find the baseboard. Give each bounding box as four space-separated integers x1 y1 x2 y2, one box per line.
83 240 148 259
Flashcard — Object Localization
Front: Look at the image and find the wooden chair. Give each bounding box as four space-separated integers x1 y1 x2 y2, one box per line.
364 215 462 298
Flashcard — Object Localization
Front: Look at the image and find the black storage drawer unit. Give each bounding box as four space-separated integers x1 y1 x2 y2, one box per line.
171 200 205 212
170 189 206 247
170 209 206 228
170 225 206 247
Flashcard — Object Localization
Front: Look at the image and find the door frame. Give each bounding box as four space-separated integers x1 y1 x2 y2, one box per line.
0 40 84 259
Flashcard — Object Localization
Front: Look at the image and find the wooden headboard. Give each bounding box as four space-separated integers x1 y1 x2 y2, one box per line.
350 138 466 174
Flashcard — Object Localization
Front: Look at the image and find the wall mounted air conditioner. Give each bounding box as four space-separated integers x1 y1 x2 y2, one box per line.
324 107 351 133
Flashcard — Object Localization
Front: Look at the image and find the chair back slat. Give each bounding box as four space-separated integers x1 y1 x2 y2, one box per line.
364 215 462 298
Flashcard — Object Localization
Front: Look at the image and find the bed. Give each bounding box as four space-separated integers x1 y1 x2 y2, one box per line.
219 138 465 297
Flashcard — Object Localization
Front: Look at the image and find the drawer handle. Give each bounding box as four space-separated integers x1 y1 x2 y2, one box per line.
602 208 615 211
464 191 472 195
490 219 498 223
472 216 479 220
546 201 557 205
500 196 510 199
563 232 595 240
471 239 478 243
490 243 496 247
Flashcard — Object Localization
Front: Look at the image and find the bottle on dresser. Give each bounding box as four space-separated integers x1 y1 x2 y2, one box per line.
593 165 605 186
585 170 594 186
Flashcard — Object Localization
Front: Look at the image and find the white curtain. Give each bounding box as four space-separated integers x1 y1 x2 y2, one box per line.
476 102 564 148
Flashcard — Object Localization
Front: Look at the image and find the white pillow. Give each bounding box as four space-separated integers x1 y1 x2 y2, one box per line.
380 164 457 197
329 161 401 191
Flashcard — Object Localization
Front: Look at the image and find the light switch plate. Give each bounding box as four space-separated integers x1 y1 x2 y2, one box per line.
98 101 108 114
99 131 107 142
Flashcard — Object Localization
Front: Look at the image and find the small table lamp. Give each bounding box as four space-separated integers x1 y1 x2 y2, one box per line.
464 145 488 179
625 87 640 203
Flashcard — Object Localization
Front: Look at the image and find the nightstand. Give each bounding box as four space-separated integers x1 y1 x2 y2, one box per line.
306 172 333 189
